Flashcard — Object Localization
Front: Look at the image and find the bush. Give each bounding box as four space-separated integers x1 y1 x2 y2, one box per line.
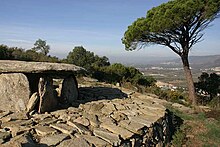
145 86 187 103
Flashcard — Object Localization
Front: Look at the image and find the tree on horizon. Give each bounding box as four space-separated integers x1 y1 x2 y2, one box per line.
32 39 50 56
122 0 220 105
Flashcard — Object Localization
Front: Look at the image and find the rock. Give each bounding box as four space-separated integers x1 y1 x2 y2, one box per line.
0 139 4 144
0 131 11 140
0 60 84 75
38 118 58 126
38 77 58 113
35 126 57 136
100 122 133 140
81 135 110 147
50 123 77 134
1 117 12 123
51 109 67 118
101 103 116 115
0 111 11 119
114 103 126 110
40 133 69 146
172 103 192 113
128 115 159 128
67 121 92 135
186 134 194 139
57 137 90 147
26 92 39 113
86 114 100 128
73 116 90 127
119 120 145 135
2 133 36 147
61 76 79 105
111 111 128 122
93 128 121 146
0 73 30 112
33 113 52 121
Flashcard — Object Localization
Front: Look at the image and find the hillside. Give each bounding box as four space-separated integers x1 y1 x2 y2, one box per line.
162 55 220 69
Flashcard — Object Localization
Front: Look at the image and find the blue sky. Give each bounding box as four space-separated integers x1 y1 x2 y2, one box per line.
0 0 220 63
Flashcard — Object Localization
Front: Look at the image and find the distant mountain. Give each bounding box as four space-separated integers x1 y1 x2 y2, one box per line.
162 55 220 69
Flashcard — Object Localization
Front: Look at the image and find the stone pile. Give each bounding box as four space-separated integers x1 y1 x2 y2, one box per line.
0 84 176 146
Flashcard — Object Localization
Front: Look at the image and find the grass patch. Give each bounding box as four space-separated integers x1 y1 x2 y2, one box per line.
168 106 220 146
199 121 220 146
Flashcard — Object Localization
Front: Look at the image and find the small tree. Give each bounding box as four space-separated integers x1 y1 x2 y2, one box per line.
32 39 50 55
122 0 220 105
195 72 220 99
67 46 110 69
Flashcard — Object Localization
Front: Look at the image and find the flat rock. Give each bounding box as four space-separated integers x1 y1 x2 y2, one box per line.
85 114 100 128
81 135 110 146
40 133 69 146
0 60 84 75
0 73 30 112
93 128 121 146
128 115 157 128
50 123 77 134
35 126 57 136
2 133 36 147
73 116 90 127
67 121 92 135
0 111 11 119
38 117 58 125
0 132 11 140
57 137 90 147
100 122 133 140
119 120 145 135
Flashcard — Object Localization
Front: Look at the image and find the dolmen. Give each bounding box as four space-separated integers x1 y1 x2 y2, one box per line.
0 60 84 113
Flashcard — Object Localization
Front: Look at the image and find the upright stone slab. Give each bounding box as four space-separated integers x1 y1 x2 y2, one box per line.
38 77 57 113
0 73 30 112
61 76 78 105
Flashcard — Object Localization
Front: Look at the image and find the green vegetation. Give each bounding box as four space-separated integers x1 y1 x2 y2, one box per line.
169 106 220 146
66 46 110 70
122 0 220 105
66 46 156 87
195 72 220 103
145 86 187 104
32 39 50 55
0 44 59 62
92 63 156 87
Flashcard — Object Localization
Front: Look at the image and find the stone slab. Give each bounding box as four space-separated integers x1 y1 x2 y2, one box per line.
57 137 90 147
40 133 69 146
81 135 110 147
93 128 121 146
50 123 77 134
0 73 30 112
119 120 145 135
100 122 133 140
0 60 84 74
35 126 57 136
67 121 92 135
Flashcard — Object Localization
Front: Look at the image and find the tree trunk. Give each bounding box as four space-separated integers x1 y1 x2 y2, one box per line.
181 56 197 105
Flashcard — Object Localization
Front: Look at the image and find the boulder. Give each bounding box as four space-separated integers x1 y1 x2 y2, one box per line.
0 73 30 112
61 76 78 105
26 92 39 113
38 77 57 113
